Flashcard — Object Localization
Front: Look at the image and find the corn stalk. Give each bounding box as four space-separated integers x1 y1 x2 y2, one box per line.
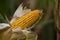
54 0 60 31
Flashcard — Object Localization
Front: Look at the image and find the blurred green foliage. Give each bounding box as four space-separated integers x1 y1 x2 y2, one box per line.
0 0 22 22
36 0 56 40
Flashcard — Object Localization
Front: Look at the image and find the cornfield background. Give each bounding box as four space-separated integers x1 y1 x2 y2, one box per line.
0 0 59 40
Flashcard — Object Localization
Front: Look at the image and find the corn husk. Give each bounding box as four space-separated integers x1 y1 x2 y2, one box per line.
0 23 12 40
10 4 31 24
10 30 26 40
22 30 38 40
10 30 37 40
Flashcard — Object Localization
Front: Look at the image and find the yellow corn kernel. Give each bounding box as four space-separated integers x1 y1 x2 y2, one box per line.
11 10 42 30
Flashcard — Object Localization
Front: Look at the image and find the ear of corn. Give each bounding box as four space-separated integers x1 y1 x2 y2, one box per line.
11 10 42 30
